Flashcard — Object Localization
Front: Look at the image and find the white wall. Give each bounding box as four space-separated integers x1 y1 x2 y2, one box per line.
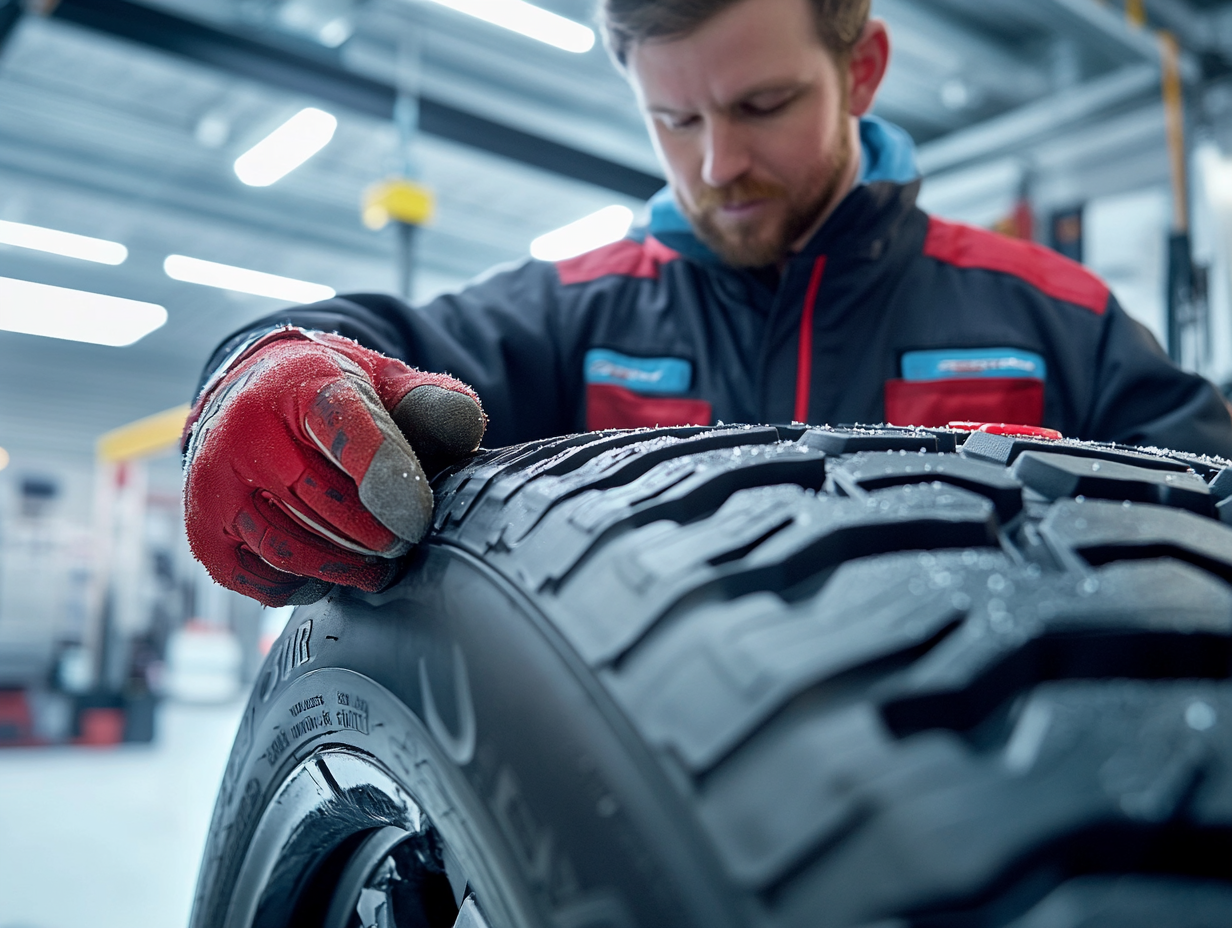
1194 143 1232 386
1083 187 1171 347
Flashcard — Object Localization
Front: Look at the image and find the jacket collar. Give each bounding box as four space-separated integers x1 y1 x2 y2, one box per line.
791 177 922 265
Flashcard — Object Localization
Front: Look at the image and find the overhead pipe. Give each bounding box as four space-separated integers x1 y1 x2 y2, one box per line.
917 64 1159 175
1034 0 1197 77
918 0 1200 177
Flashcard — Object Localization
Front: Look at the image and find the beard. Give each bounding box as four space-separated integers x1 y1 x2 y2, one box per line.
678 117 853 268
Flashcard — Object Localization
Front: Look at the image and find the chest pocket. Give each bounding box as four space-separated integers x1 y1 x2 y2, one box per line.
584 349 712 431
884 348 1046 428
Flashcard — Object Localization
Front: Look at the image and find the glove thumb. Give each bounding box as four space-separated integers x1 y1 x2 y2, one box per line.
391 384 486 476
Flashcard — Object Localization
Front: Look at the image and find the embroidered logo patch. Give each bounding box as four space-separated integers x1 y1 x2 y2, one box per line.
901 348 1046 382
584 349 692 395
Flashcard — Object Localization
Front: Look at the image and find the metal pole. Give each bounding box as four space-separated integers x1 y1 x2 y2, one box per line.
394 36 421 302
1162 33 1189 235
1160 31 1207 367
397 222 416 302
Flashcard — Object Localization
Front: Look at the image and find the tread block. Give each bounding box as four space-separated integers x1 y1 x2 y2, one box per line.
1013 451 1214 515
498 427 780 546
608 550 1006 773
1209 466 1232 501
878 561 1232 737
961 431 1191 472
829 425 964 453
770 424 811 442
548 483 997 666
921 429 965 453
433 426 720 532
483 427 715 504
695 704 905 893
1131 447 1232 480
832 452 1023 522
432 432 608 530
505 443 828 590
798 426 938 455
1041 499 1232 581
757 681 1232 927
447 427 763 549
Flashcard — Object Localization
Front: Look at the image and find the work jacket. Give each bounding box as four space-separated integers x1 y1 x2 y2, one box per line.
199 127 1232 458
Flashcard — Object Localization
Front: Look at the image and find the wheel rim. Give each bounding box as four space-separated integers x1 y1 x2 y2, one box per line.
224 747 492 928
323 824 486 928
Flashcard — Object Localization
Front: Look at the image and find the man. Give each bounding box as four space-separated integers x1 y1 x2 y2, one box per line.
183 0 1232 607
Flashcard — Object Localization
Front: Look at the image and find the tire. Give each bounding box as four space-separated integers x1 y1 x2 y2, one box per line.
191 424 1232 928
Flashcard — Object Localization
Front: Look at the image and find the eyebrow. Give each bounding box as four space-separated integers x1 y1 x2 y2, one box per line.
737 79 809 100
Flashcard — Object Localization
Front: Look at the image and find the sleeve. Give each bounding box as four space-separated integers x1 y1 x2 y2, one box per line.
1082 295 1232 458
194 260 587 447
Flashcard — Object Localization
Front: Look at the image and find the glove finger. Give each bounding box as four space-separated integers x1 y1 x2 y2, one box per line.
289 448 409 557
391 383 487 475
234 493 401 592
300 374 434 544
231 545 333 608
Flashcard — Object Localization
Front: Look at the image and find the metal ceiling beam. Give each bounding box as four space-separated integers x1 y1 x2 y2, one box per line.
877 0 1047 92
917 63 1160 175
1034 0 1199 80
1140 0 1212 52
45 0 665 200
0 0 22 57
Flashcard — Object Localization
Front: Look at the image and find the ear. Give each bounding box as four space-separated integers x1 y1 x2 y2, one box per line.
847 19 890 117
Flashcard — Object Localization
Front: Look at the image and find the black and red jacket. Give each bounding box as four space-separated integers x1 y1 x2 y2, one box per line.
199 178 1232 457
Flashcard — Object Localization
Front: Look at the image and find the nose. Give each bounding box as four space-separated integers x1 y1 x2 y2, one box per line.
701 118 751 189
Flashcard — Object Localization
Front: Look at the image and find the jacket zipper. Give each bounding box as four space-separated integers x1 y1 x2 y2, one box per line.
794 255 828 424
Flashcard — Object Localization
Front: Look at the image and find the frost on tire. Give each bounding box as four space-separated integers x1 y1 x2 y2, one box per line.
193 424 1232 928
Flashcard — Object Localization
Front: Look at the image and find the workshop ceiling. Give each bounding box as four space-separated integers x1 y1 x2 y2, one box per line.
0 0 1228 464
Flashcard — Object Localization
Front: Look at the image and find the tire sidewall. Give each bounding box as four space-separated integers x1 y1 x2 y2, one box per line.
193 544 741 928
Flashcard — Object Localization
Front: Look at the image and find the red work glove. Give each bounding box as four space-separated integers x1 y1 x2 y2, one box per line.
182 327 486 607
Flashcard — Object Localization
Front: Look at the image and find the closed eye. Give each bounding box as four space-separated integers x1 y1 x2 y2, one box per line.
656 111 701 131
737 90 800 119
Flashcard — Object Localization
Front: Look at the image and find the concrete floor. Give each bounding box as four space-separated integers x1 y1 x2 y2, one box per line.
0 699 246 928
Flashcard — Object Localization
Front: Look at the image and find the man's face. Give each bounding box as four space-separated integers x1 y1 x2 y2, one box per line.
627 0 866 266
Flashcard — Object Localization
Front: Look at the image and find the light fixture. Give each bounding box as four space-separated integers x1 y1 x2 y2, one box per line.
0 219 127 265
0 277 166 346
318 17 353 46
0 447 8 472
420 0 594 52
164 255 336 303
531 205 634 261
234 107 338 187
939 78 971 111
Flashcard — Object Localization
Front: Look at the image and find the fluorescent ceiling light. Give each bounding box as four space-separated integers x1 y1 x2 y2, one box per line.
318 17 353 46
531 205 634 261
234 107 338 187
164 255 336 303
0 219 127 265
0 277 166 347
422 0 594 52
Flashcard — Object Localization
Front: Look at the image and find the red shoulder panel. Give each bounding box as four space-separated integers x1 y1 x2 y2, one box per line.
923 216 1109 315
555 235 681 286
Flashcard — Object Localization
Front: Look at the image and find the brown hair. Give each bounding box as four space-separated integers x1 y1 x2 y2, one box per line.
600 0 871 67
